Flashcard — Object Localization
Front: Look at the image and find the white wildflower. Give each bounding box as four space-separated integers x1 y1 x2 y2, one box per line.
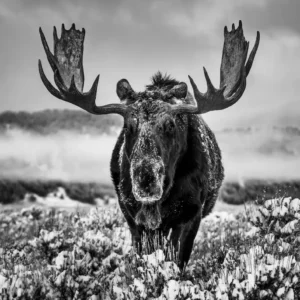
283 277 292 288
16 288 24 297
265 233 275 244
245 226 260 237
55 251 67 270
293 261 300 274
264 198 280 210
179 280 193 297
280 241 292 253
282 197 292 207
216 278 228 300
0 274 8 289
272 206 288 217
231 279 244 300
281 256 295 272
285 288 294 300
143 249 165 267
113 286 124 300
289 198 300 213
163 280 180 300
265 254 275 265
259 207 270 217
292 275 298 284
131 278 147 299
259 290 269 298
276 287 285 297
281 220 299 234
55 271 66 286
251 209 265 224
28 238 39 248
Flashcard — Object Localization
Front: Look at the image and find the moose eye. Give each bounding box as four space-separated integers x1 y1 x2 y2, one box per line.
164 120 175 135
125 118 138 135
124 124 134 135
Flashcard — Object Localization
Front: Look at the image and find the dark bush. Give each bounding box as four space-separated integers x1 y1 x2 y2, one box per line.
220 180 300 205
0 109 123 135
0 179 115 205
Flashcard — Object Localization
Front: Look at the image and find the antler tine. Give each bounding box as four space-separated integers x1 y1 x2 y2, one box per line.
53 26 59 45
38 24 128 116
38 60 64 100
245 31 260 76
170 21 260 115
39 28 57 73
203 67 215 93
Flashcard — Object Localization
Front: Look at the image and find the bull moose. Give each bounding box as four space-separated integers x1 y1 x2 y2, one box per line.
38 21 260 269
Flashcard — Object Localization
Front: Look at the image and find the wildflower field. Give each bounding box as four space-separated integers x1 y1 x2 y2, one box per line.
0 196 300 299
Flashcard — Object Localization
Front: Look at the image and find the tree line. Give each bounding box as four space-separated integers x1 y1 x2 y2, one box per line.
0 109 123 135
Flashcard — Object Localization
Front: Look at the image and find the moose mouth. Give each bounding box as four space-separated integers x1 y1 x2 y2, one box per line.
135 202 162 230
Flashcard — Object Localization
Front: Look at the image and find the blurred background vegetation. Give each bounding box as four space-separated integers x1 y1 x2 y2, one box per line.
0 110 123 135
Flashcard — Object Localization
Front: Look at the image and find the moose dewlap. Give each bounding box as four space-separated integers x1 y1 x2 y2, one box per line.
38 21 260 269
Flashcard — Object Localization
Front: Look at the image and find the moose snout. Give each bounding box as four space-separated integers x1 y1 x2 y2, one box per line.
131 160 164 202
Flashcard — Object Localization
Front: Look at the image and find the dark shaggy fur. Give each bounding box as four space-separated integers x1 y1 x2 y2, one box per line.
110 73 224 269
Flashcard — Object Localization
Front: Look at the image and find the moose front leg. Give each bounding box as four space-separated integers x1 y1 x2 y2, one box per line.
179 213 202 270
169 213 202 270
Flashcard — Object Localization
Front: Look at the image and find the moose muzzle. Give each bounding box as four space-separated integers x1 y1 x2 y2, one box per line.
131 158 165 203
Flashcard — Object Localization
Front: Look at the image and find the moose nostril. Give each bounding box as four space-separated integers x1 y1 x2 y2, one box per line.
158 166 164 175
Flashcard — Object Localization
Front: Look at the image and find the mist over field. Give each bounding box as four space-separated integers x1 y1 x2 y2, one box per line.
219 127 300 181
0 129 116 183
0 125 299 183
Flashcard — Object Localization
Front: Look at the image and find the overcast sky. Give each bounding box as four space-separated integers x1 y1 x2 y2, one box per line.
0 0 299 129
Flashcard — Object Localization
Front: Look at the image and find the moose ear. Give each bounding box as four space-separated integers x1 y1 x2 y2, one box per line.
169 82 188 99
116 79 134 102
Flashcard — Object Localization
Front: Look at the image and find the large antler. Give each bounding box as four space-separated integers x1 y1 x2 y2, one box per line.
38 24 127 116
171 20 260 115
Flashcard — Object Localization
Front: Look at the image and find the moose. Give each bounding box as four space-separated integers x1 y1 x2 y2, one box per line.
38 21 260 269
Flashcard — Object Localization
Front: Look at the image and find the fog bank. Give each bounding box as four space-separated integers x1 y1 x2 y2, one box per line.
0 127 299 183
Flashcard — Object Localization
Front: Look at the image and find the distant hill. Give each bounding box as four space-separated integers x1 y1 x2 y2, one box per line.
0 109 123 135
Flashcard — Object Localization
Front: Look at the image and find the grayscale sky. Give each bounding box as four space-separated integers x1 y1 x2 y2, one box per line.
0 0 299 129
